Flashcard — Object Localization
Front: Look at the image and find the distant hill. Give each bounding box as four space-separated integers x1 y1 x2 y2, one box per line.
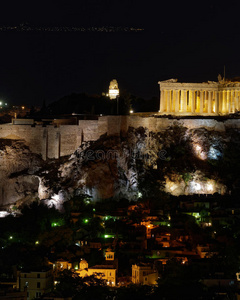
47 92 159 115
47 93 112 115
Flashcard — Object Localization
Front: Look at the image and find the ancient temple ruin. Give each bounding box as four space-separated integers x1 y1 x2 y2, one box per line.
158 78 240 115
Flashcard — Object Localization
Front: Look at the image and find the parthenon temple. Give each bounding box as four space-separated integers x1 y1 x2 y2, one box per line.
158 78 240 115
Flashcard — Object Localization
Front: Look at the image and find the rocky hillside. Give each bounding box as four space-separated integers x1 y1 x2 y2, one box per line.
59 125 229 200
1 125 240 211
0 139 41 208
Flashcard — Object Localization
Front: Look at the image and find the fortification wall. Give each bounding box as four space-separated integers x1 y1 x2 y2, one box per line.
0 124 44 155
0 124 82 160
0 116 239 160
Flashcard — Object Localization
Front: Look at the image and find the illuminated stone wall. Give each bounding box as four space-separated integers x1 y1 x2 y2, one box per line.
0 124 82 160
0 116 240 160
158 79 240 115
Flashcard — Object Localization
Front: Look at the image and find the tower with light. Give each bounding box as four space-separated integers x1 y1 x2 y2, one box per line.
108 79 119 100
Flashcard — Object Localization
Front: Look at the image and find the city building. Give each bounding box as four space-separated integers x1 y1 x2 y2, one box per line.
158 78 240 115
53 259 72 272
76 249 117 286
19 268 53 300
196 244 217 258
132 263 158 285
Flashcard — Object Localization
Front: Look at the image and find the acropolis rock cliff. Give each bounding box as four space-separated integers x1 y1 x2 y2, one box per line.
1 116 240 210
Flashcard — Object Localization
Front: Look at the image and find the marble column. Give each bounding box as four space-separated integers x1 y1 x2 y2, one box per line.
160 90 163 112
215 91 219 114
212 91 216 113
167 90 171 112
196 91 200 112
170 90 174 112
200 91 204 113
218 91 222 113
179 90 182 111
208 91 212 114
234 91 237 111
222 90 226 113
231 91 235 113
174 90 179 113
202 91 206 112
164 90 168 112
226 90 230 113
160 90 165 112
236 91 239 111
190 90 195 113
182 90 187 112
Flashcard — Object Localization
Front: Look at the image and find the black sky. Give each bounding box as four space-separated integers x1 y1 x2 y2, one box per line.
0 0 239 106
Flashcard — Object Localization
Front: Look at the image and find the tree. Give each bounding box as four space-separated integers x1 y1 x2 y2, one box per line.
55 269 111 299
38 226 73 249
155 259 206 300
115 284 153 300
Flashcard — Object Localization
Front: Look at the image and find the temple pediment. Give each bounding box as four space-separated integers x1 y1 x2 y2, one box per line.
158 78 178 83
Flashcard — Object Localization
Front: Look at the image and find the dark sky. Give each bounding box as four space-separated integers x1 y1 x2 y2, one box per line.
0 0 239 106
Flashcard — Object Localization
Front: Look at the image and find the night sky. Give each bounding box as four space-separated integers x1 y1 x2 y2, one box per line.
0 0 239 106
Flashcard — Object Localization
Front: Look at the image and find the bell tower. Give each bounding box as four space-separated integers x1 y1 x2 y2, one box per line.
105 248 115 261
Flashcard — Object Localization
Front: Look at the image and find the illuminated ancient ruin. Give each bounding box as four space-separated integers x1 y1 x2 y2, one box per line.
158 78 240 115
